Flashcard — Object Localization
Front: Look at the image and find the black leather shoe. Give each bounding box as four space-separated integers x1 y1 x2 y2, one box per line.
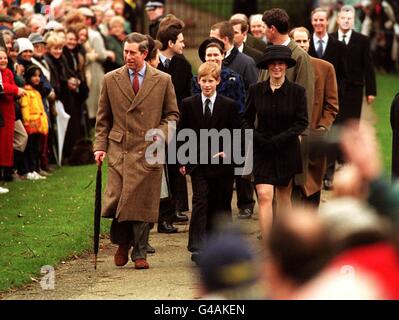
172 210 189 223
191 251 201 265
157 221 178 233
238 208 253 219
146 243 155 254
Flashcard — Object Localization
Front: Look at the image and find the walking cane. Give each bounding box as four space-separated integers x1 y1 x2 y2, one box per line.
94 162 102 269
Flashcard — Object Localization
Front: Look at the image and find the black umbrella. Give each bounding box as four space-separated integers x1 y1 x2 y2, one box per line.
94 162 102 269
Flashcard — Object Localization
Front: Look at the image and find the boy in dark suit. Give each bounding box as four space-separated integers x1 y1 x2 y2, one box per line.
178 62 242 264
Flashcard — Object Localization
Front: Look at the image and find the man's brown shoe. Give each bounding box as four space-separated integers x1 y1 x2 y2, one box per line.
114 244 130 266
134 259 149 269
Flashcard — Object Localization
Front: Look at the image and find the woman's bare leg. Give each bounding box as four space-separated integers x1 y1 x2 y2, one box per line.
255 184 274 240
275 179 293 219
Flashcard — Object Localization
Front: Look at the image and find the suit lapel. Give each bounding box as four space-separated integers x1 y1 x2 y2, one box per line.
210 95 222 127
193 95 206 127
347 31 357 50
113 66 134 105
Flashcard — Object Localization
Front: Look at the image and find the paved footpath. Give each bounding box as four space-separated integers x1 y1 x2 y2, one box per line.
3 190 262 300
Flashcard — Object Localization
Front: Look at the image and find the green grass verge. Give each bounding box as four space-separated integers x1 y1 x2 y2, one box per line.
0 164 110 292
373 73 399 175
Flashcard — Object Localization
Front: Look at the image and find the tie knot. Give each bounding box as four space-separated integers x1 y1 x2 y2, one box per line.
205 98 211 106
164 58 171 68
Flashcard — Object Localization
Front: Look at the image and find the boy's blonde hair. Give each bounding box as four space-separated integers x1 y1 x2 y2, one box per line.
197 61 221 80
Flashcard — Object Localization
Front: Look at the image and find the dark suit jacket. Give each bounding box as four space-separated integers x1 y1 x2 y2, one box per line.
391 93 399 179
245 33 267 52
330 31 376 120
331 31 376 95
158 54 193 111
242 43 263 64
178 94 242 178
309 34 348 102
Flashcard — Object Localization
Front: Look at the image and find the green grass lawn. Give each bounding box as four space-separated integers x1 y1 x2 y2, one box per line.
0 72 397 293
0 164 110 292
373 73 399 174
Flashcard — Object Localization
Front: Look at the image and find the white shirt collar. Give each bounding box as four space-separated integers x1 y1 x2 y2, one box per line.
338 29 352 43
281 38 291 46
224 46 234 58
237 42 244 53
159 53 172 66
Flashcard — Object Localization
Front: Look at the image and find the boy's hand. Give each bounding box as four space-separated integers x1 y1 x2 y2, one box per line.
212 152 225 158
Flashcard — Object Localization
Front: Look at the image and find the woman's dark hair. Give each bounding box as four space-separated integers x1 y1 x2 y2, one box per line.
24 64 41 85
206 42 224 55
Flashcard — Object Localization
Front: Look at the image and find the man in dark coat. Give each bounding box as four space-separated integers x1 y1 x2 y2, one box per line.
156 14 192 232
230 18 263 63
391 93 399 180
210 21 258 91
331 5 376 121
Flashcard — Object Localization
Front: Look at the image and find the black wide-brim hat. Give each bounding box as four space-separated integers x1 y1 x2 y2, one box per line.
257 45 296 69
198 37 225 63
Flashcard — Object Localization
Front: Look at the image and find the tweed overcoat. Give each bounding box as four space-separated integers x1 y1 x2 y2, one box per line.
94 64 180 223
302 57 339 197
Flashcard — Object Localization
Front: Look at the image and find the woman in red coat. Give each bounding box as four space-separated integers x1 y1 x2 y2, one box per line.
0 47 25 177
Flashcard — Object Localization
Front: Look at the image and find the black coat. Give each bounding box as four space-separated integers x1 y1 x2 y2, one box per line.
391 93 399 179
223 47 258 90
178 94 242 178
243 43 263 64
331 31 377 120
243 79 308 182
158 54 192 111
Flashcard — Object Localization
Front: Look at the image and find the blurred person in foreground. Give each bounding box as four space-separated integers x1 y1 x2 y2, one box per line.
197 228 264 299
265 121 399 299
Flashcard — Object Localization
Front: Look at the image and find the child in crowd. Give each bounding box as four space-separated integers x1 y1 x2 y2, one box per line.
19 64 49 180
178 61 242 264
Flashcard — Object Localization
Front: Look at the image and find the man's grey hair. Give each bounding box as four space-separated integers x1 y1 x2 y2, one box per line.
340 5 356 15
249 14 264 25
124 32 149 53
